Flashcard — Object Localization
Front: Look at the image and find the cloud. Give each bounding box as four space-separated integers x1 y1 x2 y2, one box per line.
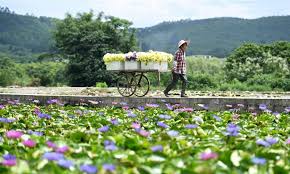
2 0 290 27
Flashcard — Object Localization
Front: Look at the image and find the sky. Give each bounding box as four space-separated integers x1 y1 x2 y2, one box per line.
1 0 290 27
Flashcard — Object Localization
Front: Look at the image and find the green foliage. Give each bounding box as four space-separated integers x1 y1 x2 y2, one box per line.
22 62 67 86
95 82 108 88
54 11 138 86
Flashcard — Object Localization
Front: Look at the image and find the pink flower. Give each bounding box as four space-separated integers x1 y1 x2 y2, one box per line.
46 141 57 148
22 139 36 148
6 130 23 139
56 146 69 153
138 129 150 137
286 138 290 145
131 122 141 129
2 160 16 166
200 152 218 160
122 106 129 110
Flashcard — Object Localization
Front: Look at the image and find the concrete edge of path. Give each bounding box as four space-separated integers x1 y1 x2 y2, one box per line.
0 93 289 112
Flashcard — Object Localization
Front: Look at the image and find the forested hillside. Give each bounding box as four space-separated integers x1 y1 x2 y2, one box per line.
138 16 290 57
0 7 56 62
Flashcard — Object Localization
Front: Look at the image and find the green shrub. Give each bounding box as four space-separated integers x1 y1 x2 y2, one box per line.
0 70 14 87
271 78 290 91
96 82 108 88
187 73 217 90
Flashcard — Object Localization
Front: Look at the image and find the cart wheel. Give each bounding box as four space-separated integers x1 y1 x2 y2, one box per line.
134 74 150 97
117 73 136 97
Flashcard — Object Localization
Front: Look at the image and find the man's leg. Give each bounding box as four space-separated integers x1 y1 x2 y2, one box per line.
164 72 179 95
180 74 188 97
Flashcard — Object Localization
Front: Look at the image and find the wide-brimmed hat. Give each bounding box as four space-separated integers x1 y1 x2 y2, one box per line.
178 40 190 48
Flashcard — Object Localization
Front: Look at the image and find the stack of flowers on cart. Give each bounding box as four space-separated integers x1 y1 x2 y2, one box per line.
103 51 173 71
103 53 125 64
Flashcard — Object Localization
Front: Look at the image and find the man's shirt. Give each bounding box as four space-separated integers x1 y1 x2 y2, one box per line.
173 49 186 74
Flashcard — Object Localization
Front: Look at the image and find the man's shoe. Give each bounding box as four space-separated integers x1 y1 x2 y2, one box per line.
163 91 170 97
181 94 188 98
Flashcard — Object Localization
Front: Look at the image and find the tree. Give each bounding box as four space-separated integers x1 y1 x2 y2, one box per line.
225 42 290 82
53 11 138 86
225 43 264 81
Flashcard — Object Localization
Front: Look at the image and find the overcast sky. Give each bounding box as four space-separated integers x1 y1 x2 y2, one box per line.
2 0 290 27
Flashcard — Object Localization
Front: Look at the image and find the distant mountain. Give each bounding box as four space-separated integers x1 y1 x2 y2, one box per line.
137 16 290 57
1 6 290 60
0 7 56 61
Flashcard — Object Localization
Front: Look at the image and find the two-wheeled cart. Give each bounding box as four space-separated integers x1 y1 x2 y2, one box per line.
112 70 160 97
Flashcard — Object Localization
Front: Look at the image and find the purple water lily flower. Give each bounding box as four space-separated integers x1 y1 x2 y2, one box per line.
42 152 64 161
38 113 51 119
286 138 290 145
185 124 198 129
285 107 290 113
0 104 4 109
194 116 203 123
167 130 179 137
259 104 267 110
47 99 59 104
165 103 173 110
225 123 240 136
137 106 145 111
3 154 16 161
212 115 221 121
98 126 109 132
80 164 98 174
146 103 159 108
104 140 114 146
151 145 163 152
2 154 17 166
157 122 169 128
0 117 15 123
104 140 117 151
251 157 266 165
265 137 278 145
110 118 119 125
103 163 116 172
159 114 171 120
27 130 43 136
127 111 137 118
58 159 74 169
256 139 270 147
256 137 278 147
